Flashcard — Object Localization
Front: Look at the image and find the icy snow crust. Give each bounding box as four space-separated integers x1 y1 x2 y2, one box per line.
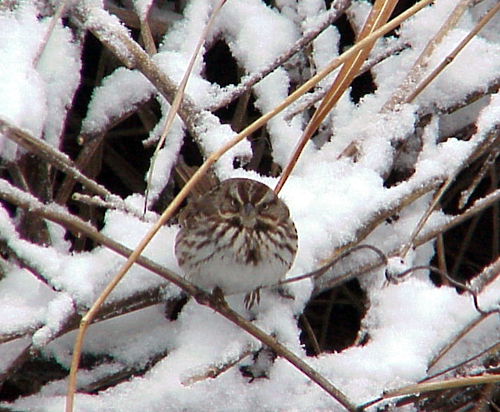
1 0 500 410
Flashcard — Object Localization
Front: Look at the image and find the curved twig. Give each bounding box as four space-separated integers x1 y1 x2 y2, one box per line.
280 244 387 287
386 265 487 315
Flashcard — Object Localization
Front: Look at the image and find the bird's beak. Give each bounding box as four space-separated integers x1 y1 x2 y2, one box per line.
243 203 254 216
241 203 257 228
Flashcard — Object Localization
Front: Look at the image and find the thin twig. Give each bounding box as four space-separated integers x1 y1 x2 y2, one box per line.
450 213 481 278
382 0 474 111
202 297 358 411
71 193 155 222
77 5 202 137
405 0 500 105
274 0 401 194
435 233 448 282
383 374 500 398
284 39 409 122
387 265 487 315
432 75 500 116
180 347 254 385
417 186 500 250
0 118 113 201
399 180 450 258
208 0 352 112
360 367 500 410
0 343 33 389
399 112 500 259
145 0 228 211
459 146 500 209
314 184 500 295
427 312 498 372
300 314 322 356
317 176 442 274
66 8 443 403
491 166 500 258
56 97 153 205
281 244 388 289
137 3 157 55
34 0 71 66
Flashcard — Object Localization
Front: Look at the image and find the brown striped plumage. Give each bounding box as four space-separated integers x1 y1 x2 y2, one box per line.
175 178 298 306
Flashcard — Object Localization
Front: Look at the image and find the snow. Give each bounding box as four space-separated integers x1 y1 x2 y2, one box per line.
216 0 299 73
417 29 500 110
145 104 184 200
132 0 154 20
80 68 156 136
0 3 80 159
32 293 75 348
2 0 500 411
0 267 48 336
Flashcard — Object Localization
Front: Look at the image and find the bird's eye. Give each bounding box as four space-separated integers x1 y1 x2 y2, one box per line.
261 203 269 210
231 198 238 207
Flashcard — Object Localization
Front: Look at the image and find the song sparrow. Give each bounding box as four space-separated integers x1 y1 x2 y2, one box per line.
175 178 298 307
